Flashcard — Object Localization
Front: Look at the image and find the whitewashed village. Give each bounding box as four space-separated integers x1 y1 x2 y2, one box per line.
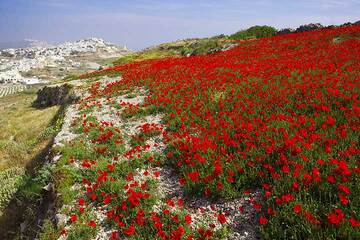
0 38 129 97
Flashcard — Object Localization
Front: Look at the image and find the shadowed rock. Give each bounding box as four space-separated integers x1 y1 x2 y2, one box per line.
32 84 76 108
276 28 295 36
295 23 323 33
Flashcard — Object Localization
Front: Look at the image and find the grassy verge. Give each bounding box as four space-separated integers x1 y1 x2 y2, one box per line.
112 49 178 65
112 37 233 66
0 89 66 239
0 89 59 170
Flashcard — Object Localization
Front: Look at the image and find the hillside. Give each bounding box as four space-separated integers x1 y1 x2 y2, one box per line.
112 36 235 66
0 38 130 86
0 24 359 240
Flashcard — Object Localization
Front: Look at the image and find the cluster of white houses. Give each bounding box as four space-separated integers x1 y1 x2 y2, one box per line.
0 70 41 85
0 38 130 86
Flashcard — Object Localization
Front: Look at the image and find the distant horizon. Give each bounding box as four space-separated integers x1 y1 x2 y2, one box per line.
0 19 358 51
0 38 130 50
1 0 360 50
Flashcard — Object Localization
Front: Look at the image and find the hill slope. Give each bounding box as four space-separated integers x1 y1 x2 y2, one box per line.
58 24 359 239
1 25 359 240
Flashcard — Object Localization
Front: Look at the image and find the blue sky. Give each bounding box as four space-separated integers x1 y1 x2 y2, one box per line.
0 0 359 50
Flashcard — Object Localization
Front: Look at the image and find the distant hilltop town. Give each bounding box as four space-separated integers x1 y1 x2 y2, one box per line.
0 38 130 85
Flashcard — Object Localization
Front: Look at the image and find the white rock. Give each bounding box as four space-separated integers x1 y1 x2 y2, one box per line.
55 213 69 226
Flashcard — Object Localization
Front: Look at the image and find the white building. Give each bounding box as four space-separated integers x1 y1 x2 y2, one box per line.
0 70 23 83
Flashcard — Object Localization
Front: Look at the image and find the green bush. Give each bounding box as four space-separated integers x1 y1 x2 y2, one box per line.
230 25 277 40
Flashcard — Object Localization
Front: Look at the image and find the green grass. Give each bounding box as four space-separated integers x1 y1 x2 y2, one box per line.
0 89 66 239
78 68 122 79
0 90 60 170
113 37 233 66
0 167 25 212
53 142 91 205
113 49 178 66
66 210 98 240
38 219 58 240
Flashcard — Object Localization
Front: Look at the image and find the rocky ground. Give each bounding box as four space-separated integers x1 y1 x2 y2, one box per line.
44 76 261 240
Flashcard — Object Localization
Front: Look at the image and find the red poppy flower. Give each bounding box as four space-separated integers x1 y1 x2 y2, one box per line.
185 214 192 225
88 220 97 228
339 194 349 205
78 198 85 206
259 216 268 225
70 214 77 223
188 170 199 182
327 209 344 225
338 184 350 195
293 204 302 214
217 213 227 224
349 218 360 227
124 225 136 236
327 175 336 184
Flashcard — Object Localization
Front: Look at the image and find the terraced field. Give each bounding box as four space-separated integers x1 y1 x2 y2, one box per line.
0 84 27 98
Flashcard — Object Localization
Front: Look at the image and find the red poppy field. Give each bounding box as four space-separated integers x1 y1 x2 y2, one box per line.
62 25 360 239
